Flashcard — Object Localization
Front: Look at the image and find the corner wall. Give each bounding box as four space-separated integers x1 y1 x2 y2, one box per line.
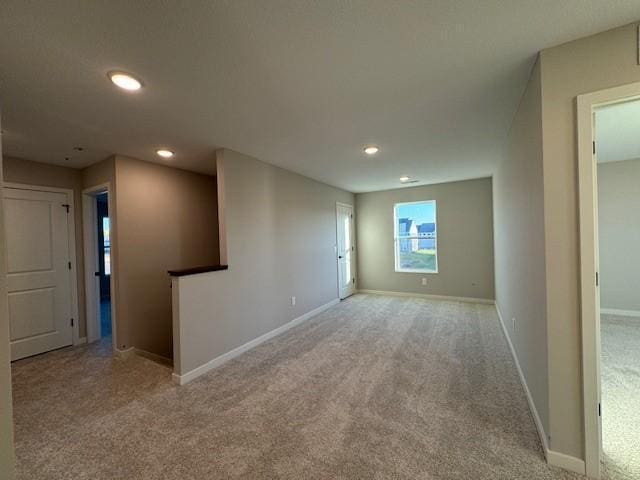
114 156 219 359
173 149 354 378
82 156 122 346
355 178 495 300
540 21 640 460
493 58 549 444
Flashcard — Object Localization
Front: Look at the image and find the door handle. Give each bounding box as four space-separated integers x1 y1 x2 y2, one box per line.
338 255 343 259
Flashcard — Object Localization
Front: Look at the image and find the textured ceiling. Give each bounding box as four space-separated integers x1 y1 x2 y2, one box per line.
1 1 639 191
596 98 640 164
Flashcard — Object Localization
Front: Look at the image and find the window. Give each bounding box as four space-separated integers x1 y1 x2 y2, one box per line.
103 217 111 276
394 200 437 273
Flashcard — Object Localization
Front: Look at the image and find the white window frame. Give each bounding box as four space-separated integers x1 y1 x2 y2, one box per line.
393 200 438 274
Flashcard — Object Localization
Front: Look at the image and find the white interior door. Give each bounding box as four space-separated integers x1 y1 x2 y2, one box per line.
4 187 73 360
337 203 355 299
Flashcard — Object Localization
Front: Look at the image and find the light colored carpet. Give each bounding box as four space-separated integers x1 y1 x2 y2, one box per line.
601 314 640 480
12 294 583 479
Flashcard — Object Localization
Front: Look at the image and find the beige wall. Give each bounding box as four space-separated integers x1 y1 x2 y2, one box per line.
493 59 549 438
3 157 88 338
597 158 640 312
2 154 218 360
114 156 219 359
0 119 16 479
174 149 354 375
355 178 494 300
539 22 640 459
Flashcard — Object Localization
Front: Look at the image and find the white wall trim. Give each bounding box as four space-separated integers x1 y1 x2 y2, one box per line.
83 192 100 344
134 348 173 367
114 345 171 367
358 289 494 305
497 302 585 475
576 80 640 479
494 302 549 458
546 450 586 476
173 298 340 385
600 308 640 318
114 346 135 359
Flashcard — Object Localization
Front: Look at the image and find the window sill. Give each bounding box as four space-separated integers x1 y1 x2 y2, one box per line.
395 269 438 274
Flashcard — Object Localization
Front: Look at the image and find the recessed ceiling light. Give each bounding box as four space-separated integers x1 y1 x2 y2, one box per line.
108 71 143 91
400 176 411 182
364 146 380 155
156 149 174 158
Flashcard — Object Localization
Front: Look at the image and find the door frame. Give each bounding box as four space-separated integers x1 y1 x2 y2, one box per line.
577 80 640 479
3 182 82 346
336 202 356 299
82 182 117 351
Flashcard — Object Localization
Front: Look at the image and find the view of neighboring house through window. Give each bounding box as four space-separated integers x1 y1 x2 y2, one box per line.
103 217 111 275
394 200 437 273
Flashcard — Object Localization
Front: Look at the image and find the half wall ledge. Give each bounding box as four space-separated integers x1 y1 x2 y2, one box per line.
168 265 228 277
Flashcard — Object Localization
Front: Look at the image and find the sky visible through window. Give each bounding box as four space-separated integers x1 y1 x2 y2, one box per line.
396 202 435 228
395 201 437 272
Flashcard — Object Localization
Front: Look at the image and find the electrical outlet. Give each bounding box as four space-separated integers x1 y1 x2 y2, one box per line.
291 296 296 306
421 277 427 286
512 317 516 331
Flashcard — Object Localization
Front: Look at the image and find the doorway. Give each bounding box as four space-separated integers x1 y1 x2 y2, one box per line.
82 184 116 349
96 193 111 337
336 202 355 299
577 82 640 480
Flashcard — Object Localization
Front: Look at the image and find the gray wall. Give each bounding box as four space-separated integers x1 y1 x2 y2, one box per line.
493 58 549 438
539 22 640 458
175 149 354 375
598 158 640 313
355 178 494 300
0 116 16 479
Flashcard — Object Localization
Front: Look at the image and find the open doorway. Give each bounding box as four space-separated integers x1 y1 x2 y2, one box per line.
96 193 111 337
82 184 116 350
577 82 640 480
594 99 640 480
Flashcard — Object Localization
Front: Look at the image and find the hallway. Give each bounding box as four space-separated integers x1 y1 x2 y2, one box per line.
11 295 582 479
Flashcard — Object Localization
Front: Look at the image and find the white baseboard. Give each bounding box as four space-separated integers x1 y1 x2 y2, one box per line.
114 346 135 359
494 303 549 457
496 303 587 476
546 450 586 475
601 307 640 318
173 298 340 385
114 344 172 367
134 348 173 367
357 289 495 305
75 337 87 345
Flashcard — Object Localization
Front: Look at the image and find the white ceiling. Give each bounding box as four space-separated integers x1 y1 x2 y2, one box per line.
1 2 639 192
596 99 640 164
